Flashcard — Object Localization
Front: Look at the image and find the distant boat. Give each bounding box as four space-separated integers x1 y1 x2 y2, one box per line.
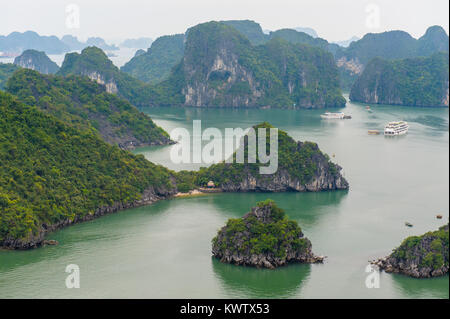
320 112 345 119
405 222 413 227
368 130 380 135
436 215 443 219
385 121 409 136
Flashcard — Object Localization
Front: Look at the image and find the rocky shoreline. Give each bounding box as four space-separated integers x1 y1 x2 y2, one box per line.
217 166 348 192
0 185 177 250
212 200 324 269
370 224 449 278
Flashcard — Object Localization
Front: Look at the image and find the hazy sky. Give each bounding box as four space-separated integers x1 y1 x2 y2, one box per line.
1 0 449 43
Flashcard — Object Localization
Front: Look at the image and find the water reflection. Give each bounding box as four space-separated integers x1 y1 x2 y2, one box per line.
211 257 311 298
390 273 449 299
207 191 348 228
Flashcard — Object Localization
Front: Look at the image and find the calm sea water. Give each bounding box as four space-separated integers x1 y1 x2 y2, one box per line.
0 97 448 298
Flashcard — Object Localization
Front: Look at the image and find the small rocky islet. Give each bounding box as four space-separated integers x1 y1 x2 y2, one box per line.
372 223 449 278
212 199 324 269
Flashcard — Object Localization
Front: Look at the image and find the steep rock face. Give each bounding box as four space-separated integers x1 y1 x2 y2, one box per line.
217 146 348 192
336 26 449 91
87 70 118 94
373 224 449 278
182 47 262 107
212 200 323 269
350 53 449 107
196 123 349 192
13 49 59 74
58 47 119 93
181 22 261 107
336 57 364 91
175 22 345 108
58 46 163 107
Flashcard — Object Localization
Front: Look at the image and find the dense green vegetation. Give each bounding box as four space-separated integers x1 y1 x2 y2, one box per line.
13 49 59 74
0 91 175 246
340 31 418 65
119 20 346 103
121 34 185 84
164 22 345 108
337 26 449 66
268 29 329 49
391 224 449 272
176 122 340 189
350 52 449 107
58 46 166 107
0 63 19 89
335 26 449 91
212 199 308 258
417 26 450 56
221 20 268 45
6 68 171 147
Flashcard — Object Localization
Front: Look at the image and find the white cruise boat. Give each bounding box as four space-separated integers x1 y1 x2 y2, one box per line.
320 112 345 119
384 121 409 136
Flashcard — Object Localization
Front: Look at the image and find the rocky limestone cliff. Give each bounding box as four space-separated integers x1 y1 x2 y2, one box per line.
336 26 449 91
217 150 348 193
197 124 349 193
372 224 449 278
174 22 345 108
13 49 59 74
86 71 118 94
350 53 449 107
212 200 324 269
183 50 263 107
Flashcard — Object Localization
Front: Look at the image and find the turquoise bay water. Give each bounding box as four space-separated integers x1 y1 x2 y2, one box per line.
0 97 448 298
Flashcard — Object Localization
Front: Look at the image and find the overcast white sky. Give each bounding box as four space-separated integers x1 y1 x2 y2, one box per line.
1 0 449 43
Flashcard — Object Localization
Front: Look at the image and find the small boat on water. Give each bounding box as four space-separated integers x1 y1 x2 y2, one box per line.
368 130 380 135
320 112 345 119
384 121 409 136
405 222 413 227
436 214 443 219
366 106 373 113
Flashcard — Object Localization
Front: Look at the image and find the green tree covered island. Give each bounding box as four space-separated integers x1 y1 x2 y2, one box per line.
212 199 324 268
7 68 172 149
373 224 449 278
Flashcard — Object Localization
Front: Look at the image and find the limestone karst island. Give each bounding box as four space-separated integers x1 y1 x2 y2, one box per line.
0 0 449 305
